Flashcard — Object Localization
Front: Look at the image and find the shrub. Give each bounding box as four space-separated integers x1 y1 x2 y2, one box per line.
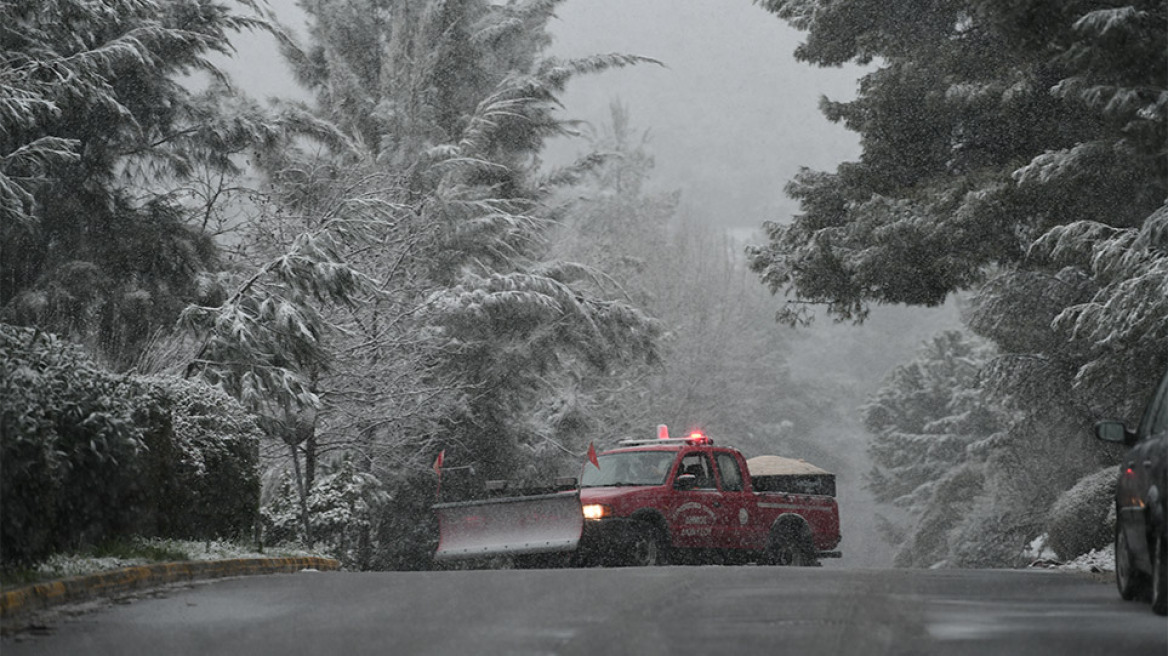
0 325 151 566
1044 467 1116 561
141 376 263 541
369 472 440 571
0 324 262 568
263 456 388 568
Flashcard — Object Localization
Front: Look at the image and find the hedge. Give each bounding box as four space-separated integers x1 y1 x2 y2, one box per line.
0 324 261 568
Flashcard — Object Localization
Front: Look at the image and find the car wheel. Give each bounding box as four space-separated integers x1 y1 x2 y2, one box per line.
1116 523 1151 601
1152 535 1167 616
627 523 668 567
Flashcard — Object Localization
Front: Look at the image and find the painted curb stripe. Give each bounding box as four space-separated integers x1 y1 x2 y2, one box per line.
0 556 340 618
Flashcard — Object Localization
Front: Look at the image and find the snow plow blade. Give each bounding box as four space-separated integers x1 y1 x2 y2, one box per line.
434 490 583 562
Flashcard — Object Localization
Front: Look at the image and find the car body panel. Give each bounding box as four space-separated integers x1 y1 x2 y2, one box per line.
1098 366 1168 611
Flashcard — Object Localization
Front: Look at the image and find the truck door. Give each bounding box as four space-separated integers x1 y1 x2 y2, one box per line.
712 451 759 549
667 452 727 548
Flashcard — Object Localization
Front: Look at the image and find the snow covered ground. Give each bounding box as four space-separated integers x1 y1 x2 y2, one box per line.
1056 543 1115 573
1024 534 1114 573
33 539 326 580
28 534 1115 581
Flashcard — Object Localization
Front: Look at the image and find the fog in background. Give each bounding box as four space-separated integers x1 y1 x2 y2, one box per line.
227 0 863 233
221 0 962 567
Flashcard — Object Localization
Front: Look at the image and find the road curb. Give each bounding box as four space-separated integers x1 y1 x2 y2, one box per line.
0 556 340 618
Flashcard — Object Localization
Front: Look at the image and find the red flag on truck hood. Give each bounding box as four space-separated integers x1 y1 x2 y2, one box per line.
587 442 600 469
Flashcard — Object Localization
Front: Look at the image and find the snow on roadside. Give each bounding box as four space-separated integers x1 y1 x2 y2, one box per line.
1058 543 1114 573
34 538 329 581
1023 533 1114 573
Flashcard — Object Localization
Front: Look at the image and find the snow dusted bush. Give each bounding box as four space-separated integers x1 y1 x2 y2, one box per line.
141 376 262 541
0 324 152 566
0 324 262 569
263 457 388 568
370 472 441 571
949 500 1044 568
1044 467 1116 561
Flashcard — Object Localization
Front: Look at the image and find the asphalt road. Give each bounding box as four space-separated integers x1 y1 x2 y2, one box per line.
4 566 1166 656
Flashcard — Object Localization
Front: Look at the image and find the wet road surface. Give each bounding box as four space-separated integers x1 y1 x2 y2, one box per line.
4 565 1166 655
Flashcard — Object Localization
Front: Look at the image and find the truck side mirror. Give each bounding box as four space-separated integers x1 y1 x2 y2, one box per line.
674 473 698 491
1095 420 1136 446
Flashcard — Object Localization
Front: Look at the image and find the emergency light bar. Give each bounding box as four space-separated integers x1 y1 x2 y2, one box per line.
617 437 715 447
618 427 714 447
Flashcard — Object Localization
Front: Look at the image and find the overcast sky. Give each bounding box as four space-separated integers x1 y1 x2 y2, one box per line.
223 0 867 232
543 0 866 231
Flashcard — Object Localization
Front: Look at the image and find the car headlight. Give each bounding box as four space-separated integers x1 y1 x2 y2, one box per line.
582 504 612 520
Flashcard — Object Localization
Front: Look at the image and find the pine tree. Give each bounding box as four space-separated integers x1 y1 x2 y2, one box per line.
544 103 826 462
749 0 1165 319
269 0 661 482
752 0 1167 563
175 0 662 562
863 331 1001 566
0 0 270 367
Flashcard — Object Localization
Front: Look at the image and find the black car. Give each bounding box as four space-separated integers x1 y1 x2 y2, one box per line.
1095 367 1168 616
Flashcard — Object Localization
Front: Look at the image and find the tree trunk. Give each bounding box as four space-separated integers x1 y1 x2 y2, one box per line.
305 429 317 494
289 441 313 549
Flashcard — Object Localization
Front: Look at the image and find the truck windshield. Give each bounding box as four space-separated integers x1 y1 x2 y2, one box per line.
581 451 676 487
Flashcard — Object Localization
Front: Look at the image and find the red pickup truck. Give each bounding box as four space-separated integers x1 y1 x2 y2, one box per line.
434 429 841 567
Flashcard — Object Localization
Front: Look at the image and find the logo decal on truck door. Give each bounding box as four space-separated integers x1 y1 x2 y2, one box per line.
739 508 749 525
672 501 717 537
672 502 716 522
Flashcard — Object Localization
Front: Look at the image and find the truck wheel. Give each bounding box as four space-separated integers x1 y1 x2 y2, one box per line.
1116 523 1151 601
627 522 668 567
767 520 816 567
1152 535 1167 616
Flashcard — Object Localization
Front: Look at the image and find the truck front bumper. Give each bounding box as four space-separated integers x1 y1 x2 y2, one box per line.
575 518 644 566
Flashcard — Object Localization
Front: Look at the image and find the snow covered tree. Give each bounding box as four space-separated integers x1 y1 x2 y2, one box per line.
0 0 270 368
263 455 388 568
750 0 1164 320
863 331 1002 566
752 0 1167 564
543 104 824 463
171 0 663 565
265 0 661 484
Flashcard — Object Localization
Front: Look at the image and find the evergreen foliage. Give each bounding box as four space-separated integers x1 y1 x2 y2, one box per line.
0 324 260 568
0 0 270 368
262 456 388 568
863 331 1002 566
141 375 262 542
170 0 666 567
544 103 825 464
754 0 1167 564
1044 466 1116 561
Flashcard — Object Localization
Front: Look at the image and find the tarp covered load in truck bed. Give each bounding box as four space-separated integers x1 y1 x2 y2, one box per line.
746 455 836 497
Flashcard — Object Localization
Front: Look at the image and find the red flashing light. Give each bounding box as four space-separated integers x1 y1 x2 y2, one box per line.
686 430 711 445
657 424 670 440
1125 467 1134 476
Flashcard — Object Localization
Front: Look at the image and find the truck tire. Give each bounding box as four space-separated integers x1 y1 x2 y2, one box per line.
766 517 817 567
627 522 668 567
1152 535 1167 616
1116 523 1151 601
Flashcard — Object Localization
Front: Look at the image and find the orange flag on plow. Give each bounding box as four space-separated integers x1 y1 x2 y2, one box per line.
433 450 445 477
587 442 600 469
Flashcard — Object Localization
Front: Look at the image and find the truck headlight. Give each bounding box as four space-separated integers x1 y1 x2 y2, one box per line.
582 504 612 520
